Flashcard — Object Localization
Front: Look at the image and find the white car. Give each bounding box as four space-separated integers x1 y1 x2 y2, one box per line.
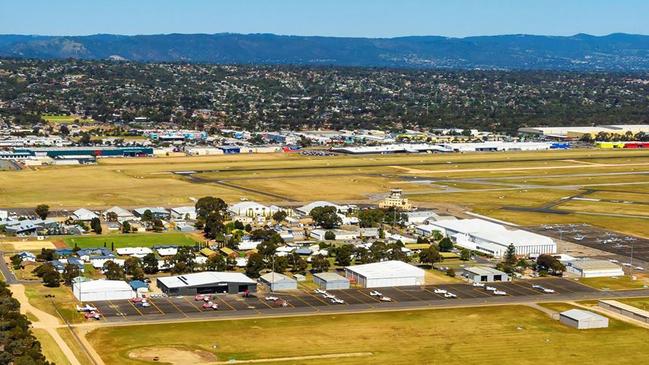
314 289 327 295
472 282 485 287
370 290 383 297
542 288 555 294
265 296 279 301
609 259 619 263
444 292 457 298
493 290 507 296
485 286 497 291
379 296 392 302
331 298 345 304
622 263 632 267
433 288 447 294
635 266 644 271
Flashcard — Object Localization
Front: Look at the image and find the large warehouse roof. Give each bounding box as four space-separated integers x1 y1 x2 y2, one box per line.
429 218 553 247
560 309 607 322
345 260 424 279
75 279 132 292
158 272 255 289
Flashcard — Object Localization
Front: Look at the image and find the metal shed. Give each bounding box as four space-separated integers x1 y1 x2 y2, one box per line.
156 272 257 295
559 309 609 329
313 272 350 290
259 272 298 291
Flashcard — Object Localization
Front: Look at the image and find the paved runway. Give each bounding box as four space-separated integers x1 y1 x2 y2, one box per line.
83 278 647 324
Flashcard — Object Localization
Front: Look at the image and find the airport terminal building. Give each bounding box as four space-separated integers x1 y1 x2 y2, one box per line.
157 272 257 295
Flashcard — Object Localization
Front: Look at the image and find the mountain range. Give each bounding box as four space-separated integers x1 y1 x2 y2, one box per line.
2 32 649 70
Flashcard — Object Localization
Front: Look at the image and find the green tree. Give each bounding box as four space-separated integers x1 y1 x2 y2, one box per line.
167 247 196 274
35 204 50 220
245 253 265 278
106 211 118 222
124 257 142 276
310 206 341 229
419 245 441 266
62 264 80 285
141 209 153 222
205 253 227 271
272 210 287 223
357 208 385 228
311 254 330 273
335 244 354 266
42 268 61 287
10 254 23 270
536 254 565 274
195 196 228 220
103 261 125 280
504 243 517 266
438 237 454 252
324 230 336 240
272 255 289 273
142 253 159 274
460 248 472 261
446 268 456 277
90 217 102 234
121 220 131 233
289 252 308 274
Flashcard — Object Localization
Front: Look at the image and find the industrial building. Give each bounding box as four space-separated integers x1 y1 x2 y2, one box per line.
72 279 135 301
344 260 425 288
259 272 298 291
313 272 350 290
13 146 154 158
519 124 649 140
559 309 609 329
156 272 257 295
565 259 624 278
423 218 556 258
463 266 510 282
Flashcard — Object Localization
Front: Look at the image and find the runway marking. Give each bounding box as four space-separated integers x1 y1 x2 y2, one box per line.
422 287 446 299
287 294 316 310
302 290 332 305
107 300 126 317
393 287 421 301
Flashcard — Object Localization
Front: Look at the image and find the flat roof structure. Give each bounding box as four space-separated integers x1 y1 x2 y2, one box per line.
158 272 255 289
559 309 609 329
345 260 425 288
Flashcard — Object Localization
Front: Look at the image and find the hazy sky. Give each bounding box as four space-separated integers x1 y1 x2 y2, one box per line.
1 0 648 37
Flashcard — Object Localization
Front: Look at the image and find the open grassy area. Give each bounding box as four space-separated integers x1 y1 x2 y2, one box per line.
62 232 202 249
24 283 83 324
42 114 94 124
32 329 72 365
618 297 649 312
58 328 94 365
577 275 649 291
87 305 649 365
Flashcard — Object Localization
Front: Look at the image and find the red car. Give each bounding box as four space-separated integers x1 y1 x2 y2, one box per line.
202 302 218 310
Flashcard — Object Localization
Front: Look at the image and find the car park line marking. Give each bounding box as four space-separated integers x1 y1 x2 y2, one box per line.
358 290 381 303
512 282 546 295
422 287 445 299
212 295 237 311
393 287 421 301
127 300 144 316
257 298 275 309
148 299 165 314
182 297 204 312
302 290 331 305
107 300 126 317
165 297 189 317
289 294 317 310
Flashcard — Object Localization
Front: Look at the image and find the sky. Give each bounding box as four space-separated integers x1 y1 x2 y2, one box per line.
1 0 648 38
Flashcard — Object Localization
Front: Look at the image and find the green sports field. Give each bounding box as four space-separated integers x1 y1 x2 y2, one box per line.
63 232 201 249
86 305 649 365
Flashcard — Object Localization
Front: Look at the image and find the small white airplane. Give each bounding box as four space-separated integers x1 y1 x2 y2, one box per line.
265 296 279 301
331 298 345 304
76 304 98 312
444 292 457 298
324 293 336 299
493 290 507 296
379 296 392 302
635 266 644 271
542 288 555 294
472 282 485 287
202 302 219 310
532 284 543 289
370 290 383 297
609 259 619 263
622 263 632 267
84 311 101 320
194 294 205 301
433 288 447 294
314 288 327 295
485 286 497 291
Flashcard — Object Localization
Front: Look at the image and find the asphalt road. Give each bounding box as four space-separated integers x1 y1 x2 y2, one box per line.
0 251 19 284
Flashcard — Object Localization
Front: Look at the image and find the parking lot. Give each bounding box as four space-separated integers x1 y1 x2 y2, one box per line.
88 278 597 322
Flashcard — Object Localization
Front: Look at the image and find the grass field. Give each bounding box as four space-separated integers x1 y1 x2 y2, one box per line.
577 275 649 291
23 284 82 323
62 232 201 249
42 114 94 124
33 329 72 365
86 305 649 365
3 149 649 236
619 297 649 312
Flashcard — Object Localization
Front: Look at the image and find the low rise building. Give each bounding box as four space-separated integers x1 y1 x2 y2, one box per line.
73 279 135 301
565 259 624 278
313 272 350 290
344 260 425 288
378 189 412 211
559 309 609 329
156 271 257 295
463 266 510 282
259 272 298 291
